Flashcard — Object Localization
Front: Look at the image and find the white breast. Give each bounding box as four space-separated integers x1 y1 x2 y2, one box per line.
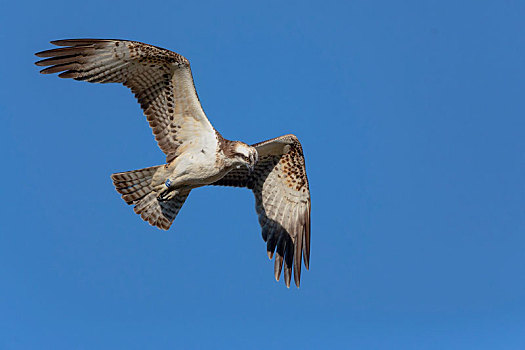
170 131 222 185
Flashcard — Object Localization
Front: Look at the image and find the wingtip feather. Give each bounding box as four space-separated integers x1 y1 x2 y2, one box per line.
292 214 304 287
284 266 292 288
302 205 311 270
50 39 89 46
274 254 283 281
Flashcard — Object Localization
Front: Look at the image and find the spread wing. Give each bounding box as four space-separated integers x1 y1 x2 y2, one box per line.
212 134 311 288
35 39 215 161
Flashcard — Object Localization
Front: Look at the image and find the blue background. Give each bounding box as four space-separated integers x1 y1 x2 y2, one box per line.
1 0 524 348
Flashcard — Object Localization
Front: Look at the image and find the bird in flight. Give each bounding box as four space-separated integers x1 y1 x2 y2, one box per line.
35 39 311 288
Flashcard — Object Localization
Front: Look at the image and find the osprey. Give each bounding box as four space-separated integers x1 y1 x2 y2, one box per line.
35 39 311 288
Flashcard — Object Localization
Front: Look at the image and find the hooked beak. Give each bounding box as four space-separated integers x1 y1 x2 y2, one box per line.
246 151 257 174
246 162 255 173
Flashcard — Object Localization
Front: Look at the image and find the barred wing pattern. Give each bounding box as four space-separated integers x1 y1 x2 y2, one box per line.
212 135 311 287
35 39 215 161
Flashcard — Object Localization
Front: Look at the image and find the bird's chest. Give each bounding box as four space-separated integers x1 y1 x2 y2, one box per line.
183 149 218 176
168 143 223 184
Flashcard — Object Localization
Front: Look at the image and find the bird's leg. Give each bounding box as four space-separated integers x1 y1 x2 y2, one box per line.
155 178 180 202
155 157 194 201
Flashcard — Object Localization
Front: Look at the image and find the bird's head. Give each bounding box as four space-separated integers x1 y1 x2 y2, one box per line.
231 142 258 172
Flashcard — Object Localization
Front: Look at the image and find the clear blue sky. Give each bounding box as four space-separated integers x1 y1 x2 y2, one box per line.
1 0 524 349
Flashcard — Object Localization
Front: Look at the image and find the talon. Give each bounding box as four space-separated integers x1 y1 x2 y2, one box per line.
155 183 169 202
156 187 179 202
157 190 169 202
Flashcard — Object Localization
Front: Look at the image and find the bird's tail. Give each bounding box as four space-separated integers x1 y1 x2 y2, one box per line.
111 165 190 230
